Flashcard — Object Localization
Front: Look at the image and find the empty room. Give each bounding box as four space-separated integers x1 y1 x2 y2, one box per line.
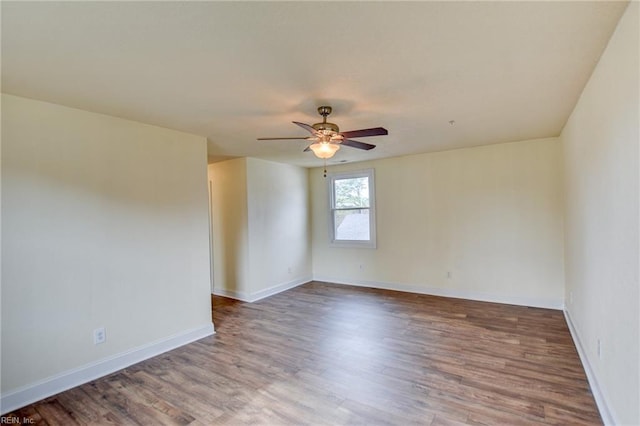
1 1 638 425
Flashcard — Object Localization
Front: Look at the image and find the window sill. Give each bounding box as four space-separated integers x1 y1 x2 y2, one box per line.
329 240 377 249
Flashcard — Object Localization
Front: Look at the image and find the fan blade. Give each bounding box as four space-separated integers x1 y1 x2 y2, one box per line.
341 139 376 150
303 145 311 152
339 127 388 139
257 137 310 140
293 121 317 135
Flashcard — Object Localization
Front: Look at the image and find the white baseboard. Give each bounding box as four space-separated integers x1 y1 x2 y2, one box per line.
313 276 564 310
212 276 312 302
0 323 215 415
563 309 615 425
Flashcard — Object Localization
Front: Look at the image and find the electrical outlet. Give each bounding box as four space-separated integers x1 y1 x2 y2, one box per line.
447 271 452 279
94 327 106 345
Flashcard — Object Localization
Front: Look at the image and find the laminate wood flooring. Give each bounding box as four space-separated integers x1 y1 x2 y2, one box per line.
5 281 602 425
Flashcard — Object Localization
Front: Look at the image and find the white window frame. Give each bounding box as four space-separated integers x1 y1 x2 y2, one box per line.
328 169 377 249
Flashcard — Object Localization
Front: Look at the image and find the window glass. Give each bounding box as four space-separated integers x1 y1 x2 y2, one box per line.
334 177 370 208
328 169 376 248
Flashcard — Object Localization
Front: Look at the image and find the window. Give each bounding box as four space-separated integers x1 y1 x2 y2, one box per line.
328 169 376 248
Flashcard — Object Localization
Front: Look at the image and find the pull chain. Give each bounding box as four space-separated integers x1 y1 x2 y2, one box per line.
323 159 327 178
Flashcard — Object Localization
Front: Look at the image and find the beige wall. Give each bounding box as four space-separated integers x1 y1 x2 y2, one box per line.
246 158 312 296
208 157 311 301
560 2 639 424
1 95 213 396
208 158 250 297
311 138 565 308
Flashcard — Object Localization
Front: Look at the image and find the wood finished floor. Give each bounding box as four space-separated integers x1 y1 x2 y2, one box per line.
6 281 601 425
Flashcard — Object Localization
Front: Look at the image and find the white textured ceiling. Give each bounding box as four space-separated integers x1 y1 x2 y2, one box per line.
1 1 629 167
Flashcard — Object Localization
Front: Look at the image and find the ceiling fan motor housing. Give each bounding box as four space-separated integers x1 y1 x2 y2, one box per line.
313 106 339 133
312 122 339 133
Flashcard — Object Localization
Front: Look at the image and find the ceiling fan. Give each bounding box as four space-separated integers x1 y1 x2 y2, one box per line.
257 106 388 159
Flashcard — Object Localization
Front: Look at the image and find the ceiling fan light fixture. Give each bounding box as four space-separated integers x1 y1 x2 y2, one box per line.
309 142 340 159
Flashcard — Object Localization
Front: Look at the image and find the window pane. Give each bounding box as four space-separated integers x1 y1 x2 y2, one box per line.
334 209 370 240
334 177 369 208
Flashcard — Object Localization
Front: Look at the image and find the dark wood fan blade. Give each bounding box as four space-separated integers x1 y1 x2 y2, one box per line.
303 145 311 152
293 121 317 135
257 137 309 140
339 127 388 139
341 139 376 150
